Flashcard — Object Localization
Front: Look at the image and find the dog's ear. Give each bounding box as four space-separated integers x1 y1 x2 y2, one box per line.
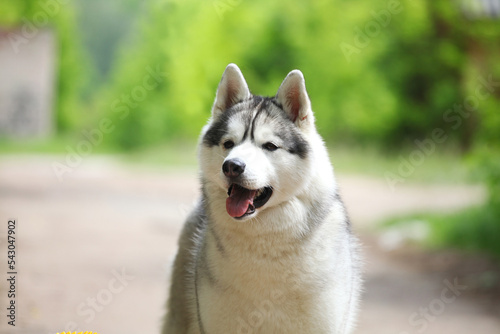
276 70 312 128
212 64 251 118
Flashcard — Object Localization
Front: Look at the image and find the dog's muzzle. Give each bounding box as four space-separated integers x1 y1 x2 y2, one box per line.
222 159 273 219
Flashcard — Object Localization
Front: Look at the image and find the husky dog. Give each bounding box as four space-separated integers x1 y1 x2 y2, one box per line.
162 64 361 334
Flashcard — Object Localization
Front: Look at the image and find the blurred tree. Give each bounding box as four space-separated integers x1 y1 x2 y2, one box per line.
439 0 500 208
96 0 398 148
95 0 499 158
422 0 500 256
376 0 470 148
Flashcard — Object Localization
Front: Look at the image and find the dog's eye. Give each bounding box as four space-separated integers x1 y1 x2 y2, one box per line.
223 140 235 149
263 142 278 152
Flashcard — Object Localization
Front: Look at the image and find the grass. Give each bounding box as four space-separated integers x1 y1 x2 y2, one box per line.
328 143 473 184
0 137 72 154
117 141 198 168
0 136 198 168
381 203 500 259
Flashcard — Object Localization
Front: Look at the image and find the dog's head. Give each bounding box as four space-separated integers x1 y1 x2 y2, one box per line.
199 64 319 221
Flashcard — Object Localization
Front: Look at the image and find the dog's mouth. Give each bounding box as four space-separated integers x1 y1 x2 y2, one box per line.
226 184 273 219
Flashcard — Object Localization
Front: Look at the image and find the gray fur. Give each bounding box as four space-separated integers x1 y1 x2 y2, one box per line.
203 96 309 158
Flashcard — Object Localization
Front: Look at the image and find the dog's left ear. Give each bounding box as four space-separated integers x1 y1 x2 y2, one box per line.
276 70 312 128
212 63 251 119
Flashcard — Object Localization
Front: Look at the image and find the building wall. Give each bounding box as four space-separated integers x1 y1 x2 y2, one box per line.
0 28 56 139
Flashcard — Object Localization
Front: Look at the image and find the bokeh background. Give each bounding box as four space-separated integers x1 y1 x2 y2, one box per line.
1 0 500 333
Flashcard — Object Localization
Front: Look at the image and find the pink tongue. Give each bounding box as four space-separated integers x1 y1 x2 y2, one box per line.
226 185 257 218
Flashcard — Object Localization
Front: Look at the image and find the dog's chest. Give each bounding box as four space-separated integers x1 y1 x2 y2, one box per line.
197 267 338 334
197 270 336 334
196 234 341 333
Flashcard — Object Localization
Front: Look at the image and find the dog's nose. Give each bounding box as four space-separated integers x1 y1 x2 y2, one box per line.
222 159 246 178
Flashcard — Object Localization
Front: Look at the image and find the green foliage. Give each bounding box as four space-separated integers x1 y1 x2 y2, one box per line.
438 204 500 258
95 0 401 149
383 204 500 258
459 15 500 211
95 0 499 152
0 0 87 132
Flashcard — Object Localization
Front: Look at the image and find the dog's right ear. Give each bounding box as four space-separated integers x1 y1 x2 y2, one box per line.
212 64 251 119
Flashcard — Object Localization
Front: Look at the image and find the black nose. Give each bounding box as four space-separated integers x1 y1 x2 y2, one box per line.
222 159 246 178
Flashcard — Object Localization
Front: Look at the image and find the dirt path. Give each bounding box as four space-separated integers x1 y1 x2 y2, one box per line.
0 155 498 334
